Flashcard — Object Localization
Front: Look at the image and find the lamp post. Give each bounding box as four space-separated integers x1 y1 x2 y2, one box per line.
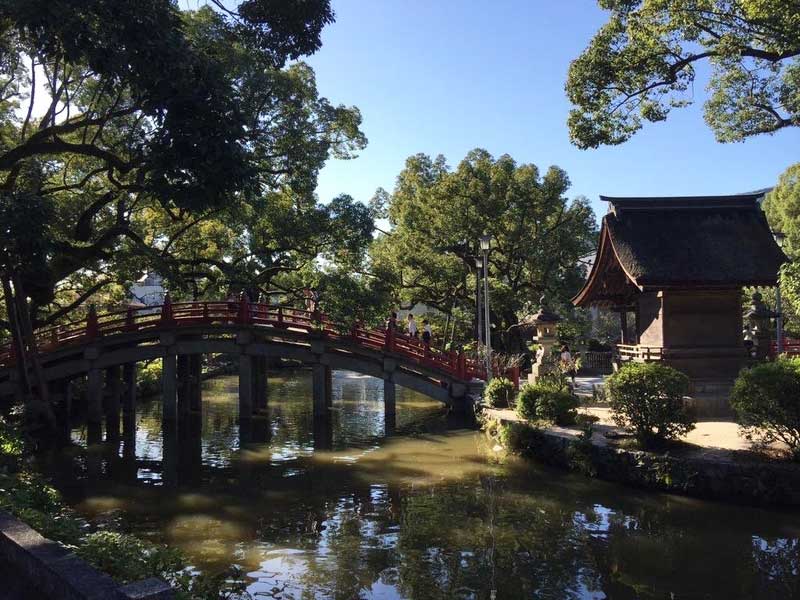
480 234 492 381
474 257 483 347
774 231 786 354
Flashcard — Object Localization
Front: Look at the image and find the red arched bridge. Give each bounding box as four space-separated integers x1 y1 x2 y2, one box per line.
0 297 509 436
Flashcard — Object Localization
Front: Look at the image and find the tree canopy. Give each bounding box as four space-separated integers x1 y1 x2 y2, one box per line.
0 1 368 330
567 0 800 149
763 163 800 327
371 149 597 352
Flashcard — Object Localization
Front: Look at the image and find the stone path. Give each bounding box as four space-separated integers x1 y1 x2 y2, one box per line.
487 403 785 462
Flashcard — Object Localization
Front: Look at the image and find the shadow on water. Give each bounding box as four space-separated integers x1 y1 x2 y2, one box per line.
36 370 800 600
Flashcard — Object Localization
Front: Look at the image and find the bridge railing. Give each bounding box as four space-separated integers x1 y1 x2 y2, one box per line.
2 299 489 382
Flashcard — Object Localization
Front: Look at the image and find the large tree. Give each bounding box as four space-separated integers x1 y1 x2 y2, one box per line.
567 0 800 149
371 149 597 353
763 163 800 331
0 1 366 406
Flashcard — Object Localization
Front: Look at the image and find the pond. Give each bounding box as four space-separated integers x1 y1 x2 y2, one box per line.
38 371 800 599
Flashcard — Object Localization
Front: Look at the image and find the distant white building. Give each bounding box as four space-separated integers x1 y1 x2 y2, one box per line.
129 272 166 306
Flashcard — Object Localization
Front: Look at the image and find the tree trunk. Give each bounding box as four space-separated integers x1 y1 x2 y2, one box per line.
11 272 50 405
2 275 31 396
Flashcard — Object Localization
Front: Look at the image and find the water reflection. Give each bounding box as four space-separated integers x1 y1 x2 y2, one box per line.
39 370 800 599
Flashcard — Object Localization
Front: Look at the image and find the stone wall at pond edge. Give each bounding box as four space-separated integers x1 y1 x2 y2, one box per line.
0 510 173 600
485 416 800 506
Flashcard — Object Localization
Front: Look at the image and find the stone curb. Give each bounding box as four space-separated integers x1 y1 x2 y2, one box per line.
0 510 173 599
486 416 800 506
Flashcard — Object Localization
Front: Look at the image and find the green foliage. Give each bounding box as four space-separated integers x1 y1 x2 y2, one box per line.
77 531 184 583
483 377 516 408
0 0 369 352
515 380 571 423
316 268 392 331
370 149 597 353
763 163 800 333
535 389 579 426
606 363 694 447
568 1 800 148
137 360 163 398
731 357 800 459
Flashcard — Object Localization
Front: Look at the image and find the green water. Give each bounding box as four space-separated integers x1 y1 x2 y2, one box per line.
39 371 800 599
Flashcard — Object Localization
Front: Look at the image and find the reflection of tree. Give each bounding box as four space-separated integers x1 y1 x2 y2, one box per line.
750 537 800 599
297 488 398 600
395 479 590 600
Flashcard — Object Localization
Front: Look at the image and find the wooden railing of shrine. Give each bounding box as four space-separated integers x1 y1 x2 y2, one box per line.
0 297 492 383
616 344 664 362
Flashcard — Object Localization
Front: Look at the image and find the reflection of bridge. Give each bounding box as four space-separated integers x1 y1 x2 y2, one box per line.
0 297 486 441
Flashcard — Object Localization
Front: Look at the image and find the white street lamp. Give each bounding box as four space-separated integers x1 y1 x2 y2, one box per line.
474 257 484 347
774 231 786 354
480 233 492 381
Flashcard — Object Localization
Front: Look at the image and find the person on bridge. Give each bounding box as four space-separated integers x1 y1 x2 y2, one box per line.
407 313 418 338
386 311 398 331
422 319 432 346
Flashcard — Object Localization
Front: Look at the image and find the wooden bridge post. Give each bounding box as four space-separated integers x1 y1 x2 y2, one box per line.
189 354 202 412
85 304 99 341
162 353 177 421
50 379 72 444
105 365 122 440
87 368 103 443
251 355 268 413
122 363 137 416
239 353 253 417
384 379 396 434
312 363 332 420
176 355 190 416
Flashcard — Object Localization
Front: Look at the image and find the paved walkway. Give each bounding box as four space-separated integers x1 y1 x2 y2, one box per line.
488 402 785 461
579 406 752 452
570 374 758 452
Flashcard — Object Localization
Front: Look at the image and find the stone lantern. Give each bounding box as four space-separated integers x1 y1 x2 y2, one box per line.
527 296 562 384
744 290 777 360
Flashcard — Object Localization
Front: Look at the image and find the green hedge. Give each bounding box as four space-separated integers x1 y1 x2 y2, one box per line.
731 357 800 460
606 362 694 448
484 377 516 408
516 381 578 426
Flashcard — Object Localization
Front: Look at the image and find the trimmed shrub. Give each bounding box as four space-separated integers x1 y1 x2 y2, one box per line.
606 362 694 447
484 377 516 408
516 381 575 424
516 383 545 421
731 357 800 459
536 389 579 426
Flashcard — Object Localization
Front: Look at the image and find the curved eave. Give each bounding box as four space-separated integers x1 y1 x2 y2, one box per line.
572 220 640 307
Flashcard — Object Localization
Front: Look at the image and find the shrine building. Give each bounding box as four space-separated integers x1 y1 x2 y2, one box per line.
573 193 786 414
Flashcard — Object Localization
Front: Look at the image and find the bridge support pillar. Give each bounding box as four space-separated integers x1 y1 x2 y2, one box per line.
105 365 122 441
239 354 253 417
313 415 333 450
177 354 190 417
162 353 177 421
122 363 137 416
189 354 202 412
312 363 332 420
384 379 396 434
252 356 268 413
87 368 103 443
50 379 72 443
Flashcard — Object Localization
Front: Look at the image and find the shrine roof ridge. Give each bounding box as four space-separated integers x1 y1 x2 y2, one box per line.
600 193 765 212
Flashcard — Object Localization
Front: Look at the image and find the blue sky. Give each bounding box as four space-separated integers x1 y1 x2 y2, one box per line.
305 1 800 223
